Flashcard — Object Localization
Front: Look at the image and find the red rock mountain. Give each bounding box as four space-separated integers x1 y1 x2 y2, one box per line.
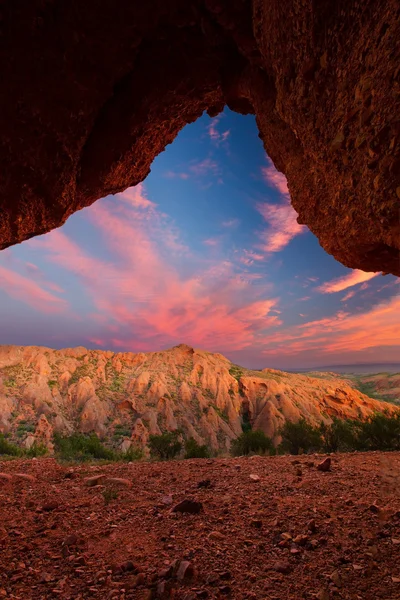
0 344 395 454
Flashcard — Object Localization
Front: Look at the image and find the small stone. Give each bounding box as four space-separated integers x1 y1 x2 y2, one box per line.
317 458 331 472
42 501 59 512
331 131 345 150
290 545 301 555
219 585 231 595
395 186 400 199
307 519 317 533
172 499 203 514
209 531 225 540
392 539 400 545
63 534 78 547
107 477 131 488
176 561 194 581
330 570 341 587
14 473 35 483
161 495 173 506
84 475 106 487
249 474 260 482
250 519 262 529
293 534 308 546
135 572 145 587
197 479 211 488
273 561 291 574
392 577 400 583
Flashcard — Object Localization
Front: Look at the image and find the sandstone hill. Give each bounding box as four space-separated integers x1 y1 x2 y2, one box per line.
0 344 396 454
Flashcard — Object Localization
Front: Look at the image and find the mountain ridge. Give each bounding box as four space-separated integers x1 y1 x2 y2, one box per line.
0 344 397 454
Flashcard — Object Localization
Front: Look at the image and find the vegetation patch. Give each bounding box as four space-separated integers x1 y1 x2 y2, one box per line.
231 430 274 456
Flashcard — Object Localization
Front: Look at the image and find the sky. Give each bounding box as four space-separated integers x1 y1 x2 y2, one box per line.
0 110 399 369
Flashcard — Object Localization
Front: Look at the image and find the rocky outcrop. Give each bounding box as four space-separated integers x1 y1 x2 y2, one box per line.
0 1 399 275
0 344 397 453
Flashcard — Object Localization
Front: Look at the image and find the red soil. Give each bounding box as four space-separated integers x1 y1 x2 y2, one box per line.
1 453 400 599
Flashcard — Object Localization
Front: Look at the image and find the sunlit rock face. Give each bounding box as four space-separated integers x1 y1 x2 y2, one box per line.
0 344 395 453
0 1 399 274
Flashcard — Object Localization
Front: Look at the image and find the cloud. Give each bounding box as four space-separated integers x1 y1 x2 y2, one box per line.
0 264 67 313
117 183 156 208
32 185 280 353
164 170 190 180
239 250 265 266
189 158 220 178
222 218 240 228
317 270 380 294
341 290 356 302
257 161 305 253
262 295 400 358
207 116 230 146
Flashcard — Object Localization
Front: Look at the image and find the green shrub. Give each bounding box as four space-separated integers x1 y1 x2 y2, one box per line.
53 433 116 462
120 445 144 461
354 412 400 451
231 430 274 456
184 438 209 459
319 417 357 452
24 442 48 457
0 434 21 456
148 432 182 460
279 418 322 455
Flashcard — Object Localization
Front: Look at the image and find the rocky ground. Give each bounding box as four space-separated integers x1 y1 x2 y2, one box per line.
1 452 400 599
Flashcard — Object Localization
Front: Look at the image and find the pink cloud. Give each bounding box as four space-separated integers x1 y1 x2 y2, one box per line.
33 185 280 353
207 116 230 145
0 265 67 313
317 270 380 294
262 296 400 358
341 290 356 302
117 183 156 209
189 158 219 178
257 202 305 252
258 161 305 252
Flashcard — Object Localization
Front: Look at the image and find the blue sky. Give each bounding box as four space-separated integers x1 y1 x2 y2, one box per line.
0 109 399 368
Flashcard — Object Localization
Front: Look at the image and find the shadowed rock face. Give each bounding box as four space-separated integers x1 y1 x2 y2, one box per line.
0 0 399 274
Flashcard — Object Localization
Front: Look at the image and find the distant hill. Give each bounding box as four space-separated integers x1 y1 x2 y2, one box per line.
0 344 397 454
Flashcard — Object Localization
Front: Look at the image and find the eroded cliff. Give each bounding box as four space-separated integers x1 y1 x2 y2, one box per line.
0 343 395 453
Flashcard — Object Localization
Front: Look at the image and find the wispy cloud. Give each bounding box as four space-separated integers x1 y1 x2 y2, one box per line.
317 270 380 294
257 161 305 253
31 185 280 352
262 295 400 358
207 116 230 146
0 264 67 313
222 218 240 229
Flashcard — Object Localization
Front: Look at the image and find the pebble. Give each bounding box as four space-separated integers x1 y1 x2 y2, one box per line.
317 458 331 472
172 499 203 514
249 474 260 482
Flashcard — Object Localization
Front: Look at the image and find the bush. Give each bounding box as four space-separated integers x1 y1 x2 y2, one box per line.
279 418 322 455
355 412 400 451
319 417 357 453
184 438 209 459
0 434 21 456
148 432 182 460
25 442 48 458
53 433 116 462
231 430 274 456
120 445 144 461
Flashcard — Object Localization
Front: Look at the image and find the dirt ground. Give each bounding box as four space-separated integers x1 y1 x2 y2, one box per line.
0 452 400 600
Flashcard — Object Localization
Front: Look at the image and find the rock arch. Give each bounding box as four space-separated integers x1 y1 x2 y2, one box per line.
0 0 399 274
